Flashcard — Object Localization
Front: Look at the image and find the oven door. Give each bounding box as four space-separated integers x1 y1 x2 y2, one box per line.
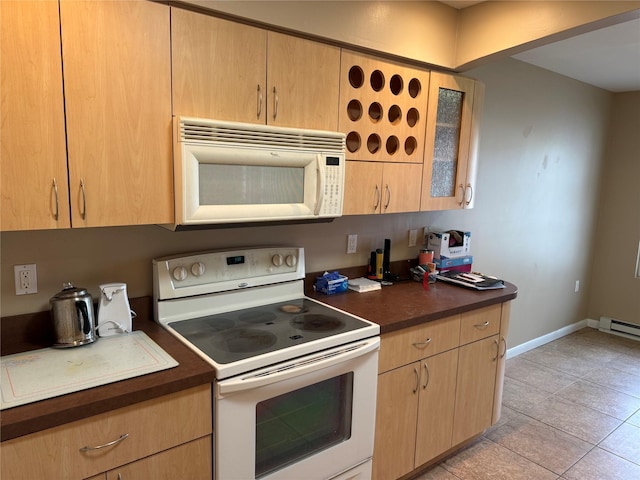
215 337 379 480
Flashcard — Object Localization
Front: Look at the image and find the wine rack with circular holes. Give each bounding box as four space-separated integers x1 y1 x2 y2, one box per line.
339 50 430 163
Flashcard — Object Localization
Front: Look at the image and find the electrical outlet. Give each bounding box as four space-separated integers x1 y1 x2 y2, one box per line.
574 280 580 293
14 264 38 295
347 234 357 254
408 229 418 247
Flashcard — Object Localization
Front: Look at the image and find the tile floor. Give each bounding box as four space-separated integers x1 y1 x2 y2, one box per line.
415 327 640 480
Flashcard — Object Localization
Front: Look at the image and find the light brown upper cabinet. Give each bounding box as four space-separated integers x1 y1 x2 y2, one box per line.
421 72 483 211
339 50 428 215
1 1 70 231
1 0 173 231
61 0 173 227
171 9 340 131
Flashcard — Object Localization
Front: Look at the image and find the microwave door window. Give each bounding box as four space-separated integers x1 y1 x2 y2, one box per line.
198 164 304 205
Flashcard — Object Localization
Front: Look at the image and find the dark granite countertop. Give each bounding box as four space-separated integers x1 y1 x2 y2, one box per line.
1 297 215 442
306 274 518 334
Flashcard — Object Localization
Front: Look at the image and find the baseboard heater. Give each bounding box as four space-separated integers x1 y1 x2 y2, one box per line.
599 316 640 341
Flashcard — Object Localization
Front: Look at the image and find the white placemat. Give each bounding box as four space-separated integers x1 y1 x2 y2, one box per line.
1 331 178 410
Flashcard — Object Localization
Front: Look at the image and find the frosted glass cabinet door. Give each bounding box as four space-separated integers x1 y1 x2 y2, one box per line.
421 73 478 211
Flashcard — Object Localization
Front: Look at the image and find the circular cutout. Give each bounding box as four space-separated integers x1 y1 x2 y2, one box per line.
388 105 402 125
370 70 385 92
346 132 361 153
390 74 403 95
347 99 363 121
367 134 381 154
405 136 418 155
368 102 383 123
349 66 365 88
407 108 419 127
408 78 421 98
386 136 399 155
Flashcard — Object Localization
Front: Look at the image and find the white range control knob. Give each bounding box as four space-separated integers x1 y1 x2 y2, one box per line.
285 255 298 267
191 262 206 277
272 254 284 267
172 266 188 282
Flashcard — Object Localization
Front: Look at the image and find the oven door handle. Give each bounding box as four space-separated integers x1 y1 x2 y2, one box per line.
217 337 380 395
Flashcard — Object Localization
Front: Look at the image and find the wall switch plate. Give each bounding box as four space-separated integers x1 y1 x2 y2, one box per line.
574 280 580 293
14 264 38 295
347 234 357 254
408 229 418 247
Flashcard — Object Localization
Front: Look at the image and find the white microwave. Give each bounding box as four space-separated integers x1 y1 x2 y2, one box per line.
169 117 345 229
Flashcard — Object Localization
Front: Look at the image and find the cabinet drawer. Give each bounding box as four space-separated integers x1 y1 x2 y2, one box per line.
1 384 212 480
459 304 501 345
379 315 460 373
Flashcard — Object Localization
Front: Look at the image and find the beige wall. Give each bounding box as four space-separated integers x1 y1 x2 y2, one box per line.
588 92 640 324
0 1 631 350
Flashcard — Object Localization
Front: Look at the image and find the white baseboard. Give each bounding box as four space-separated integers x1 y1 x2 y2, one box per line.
506 319 594 359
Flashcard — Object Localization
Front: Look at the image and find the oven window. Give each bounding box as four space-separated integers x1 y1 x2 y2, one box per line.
199 164 304 205
255 373 354 478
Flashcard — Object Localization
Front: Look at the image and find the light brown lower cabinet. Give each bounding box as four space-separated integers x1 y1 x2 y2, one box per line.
85 436 212 480
372 303 509 480
1 385 212 480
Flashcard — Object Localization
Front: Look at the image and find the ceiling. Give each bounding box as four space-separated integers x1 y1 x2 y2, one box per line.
442 1 640 93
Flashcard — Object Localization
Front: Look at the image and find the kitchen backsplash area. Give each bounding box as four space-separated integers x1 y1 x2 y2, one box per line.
0 211 462 317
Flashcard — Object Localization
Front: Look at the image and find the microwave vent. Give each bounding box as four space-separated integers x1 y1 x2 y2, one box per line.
179 117 345 153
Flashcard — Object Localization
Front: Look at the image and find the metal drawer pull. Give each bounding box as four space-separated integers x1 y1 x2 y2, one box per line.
474 321 490 329
492 339 499 361
412 337 432 348
373 185 381 212
422 361 430 389
384 184 391 211
52 178 59 220
273 86 278 120
256 84 263 118
80 179 87 220
457 183 465 206
465 184 473 206
500 337 507 359
413 367 419 393
79 433 129 452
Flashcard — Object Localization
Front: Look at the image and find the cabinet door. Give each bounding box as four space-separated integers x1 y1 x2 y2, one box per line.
493 302 511 424
106 436 212 480
382 163 423 214
372 363 420 480
343 161 383 215
415 349 459 466
421 72 476 211
267 32 340 130
452 335 499 445
0 1 70 231
60 0 173 227
171 9 267 123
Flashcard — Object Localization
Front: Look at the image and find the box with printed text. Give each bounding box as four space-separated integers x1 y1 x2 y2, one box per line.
427 230 471 259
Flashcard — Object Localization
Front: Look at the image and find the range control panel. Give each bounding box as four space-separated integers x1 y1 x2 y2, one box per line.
153 247 304 300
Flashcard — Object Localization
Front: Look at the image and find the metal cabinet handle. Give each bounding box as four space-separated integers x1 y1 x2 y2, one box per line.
117 474 123 480
384 184 391 211
257 84 263 119
465 183 473 206
422 361 430 389
79 433 129 452
412 367 419 394
500 337 507 359
373 185 381 212
273 86 278 120
79 179 86 220
492 339 499 362
412 337 432 348
474 321 490 329
457 183 465 206
52 178 59 220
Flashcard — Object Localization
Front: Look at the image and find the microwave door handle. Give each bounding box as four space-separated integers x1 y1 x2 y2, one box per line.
314 154 325 216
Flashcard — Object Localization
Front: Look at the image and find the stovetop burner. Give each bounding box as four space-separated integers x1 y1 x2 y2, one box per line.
168 298 371 365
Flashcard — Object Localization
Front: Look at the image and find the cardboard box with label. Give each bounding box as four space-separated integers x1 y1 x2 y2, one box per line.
427 230 471 259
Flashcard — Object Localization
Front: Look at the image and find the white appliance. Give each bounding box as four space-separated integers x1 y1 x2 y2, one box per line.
97 282 133 336
153 247 380 480
167 117 346 229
